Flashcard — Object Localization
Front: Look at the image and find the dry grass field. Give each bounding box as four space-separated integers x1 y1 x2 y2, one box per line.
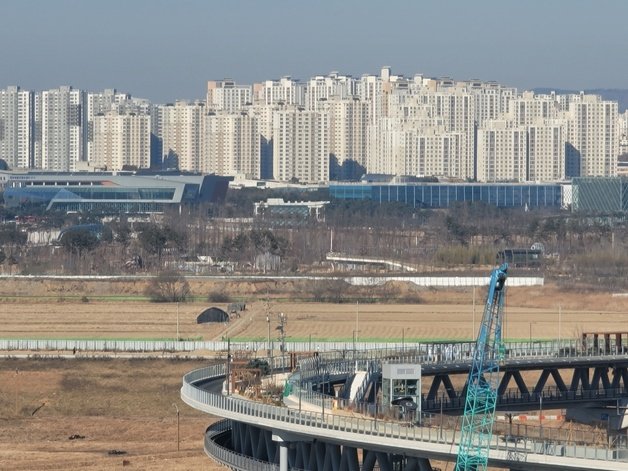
1 282 628 342
1 278 628 470
0 358 226 470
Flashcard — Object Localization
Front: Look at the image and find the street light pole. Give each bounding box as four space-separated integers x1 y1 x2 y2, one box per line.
172 403 180 452
226 338 231 395
539 394 543 441
15 368 19 416
266 315 271 356
176 302 180 341
472 286 476 340
402 328 405 352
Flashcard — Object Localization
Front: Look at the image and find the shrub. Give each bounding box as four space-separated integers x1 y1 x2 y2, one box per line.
207 291 232 303
145 271 191 302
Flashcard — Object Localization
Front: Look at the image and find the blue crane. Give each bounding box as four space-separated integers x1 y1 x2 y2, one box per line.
455 263 508 471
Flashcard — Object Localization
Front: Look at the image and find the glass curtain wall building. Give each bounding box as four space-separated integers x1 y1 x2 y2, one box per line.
329 182 564 209
572 177 628 213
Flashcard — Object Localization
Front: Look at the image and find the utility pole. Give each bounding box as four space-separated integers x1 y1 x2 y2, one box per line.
172 403 180 452
558 305 562 345
278 312 287 369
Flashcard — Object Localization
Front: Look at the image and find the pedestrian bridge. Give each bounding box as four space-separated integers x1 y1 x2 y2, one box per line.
182 356 628 471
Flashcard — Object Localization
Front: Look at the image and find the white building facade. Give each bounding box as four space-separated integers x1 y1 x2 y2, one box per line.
0 86 33 169
273 108 328 183
92 110 151 171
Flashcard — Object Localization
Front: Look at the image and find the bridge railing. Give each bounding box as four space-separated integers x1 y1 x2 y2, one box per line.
205 419 279 471
182 365 628 463
1 338 608 361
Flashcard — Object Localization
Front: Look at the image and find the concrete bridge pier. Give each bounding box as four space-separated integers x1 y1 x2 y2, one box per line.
272 431 310 471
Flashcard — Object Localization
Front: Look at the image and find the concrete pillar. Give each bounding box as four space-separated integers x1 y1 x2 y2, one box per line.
273 431 310 471
279 441 289 471
417 457 433 471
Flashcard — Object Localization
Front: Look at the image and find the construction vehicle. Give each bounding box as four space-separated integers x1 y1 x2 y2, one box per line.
455 263 508 471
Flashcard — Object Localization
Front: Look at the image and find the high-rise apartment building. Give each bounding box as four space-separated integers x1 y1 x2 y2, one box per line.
527 120 566 181
206 80 252 113
38 86 84 171
366 117 398 175
422 89 476 179
476 120 527 182
159 101 206 172
253 77 305 107
306 72 356 111
508 91 560 126
205 112 260 178
91 110 151 171
325 98 370 180
273 108 328 183
0 86 33 169
566 94 618 178
86 89 132 162
415 129 463 178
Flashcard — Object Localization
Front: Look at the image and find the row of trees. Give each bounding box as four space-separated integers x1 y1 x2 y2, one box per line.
3 185 628 286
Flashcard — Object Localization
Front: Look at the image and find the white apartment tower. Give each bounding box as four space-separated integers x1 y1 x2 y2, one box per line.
528 120 566 181
86 89 131 162
254 77 306 106
423 90 476 179
415 129 463 178
38 86 84 171
0 86 33 169
476 120 527 182
467 81 517 126
205 112 260 178
273 108 328 183
366 117 399 175
566 94 618 178
508 91 560 126
306 72 356 111
326 98 370 180
206 80 252 113
92 111 151 171
159 101 205 172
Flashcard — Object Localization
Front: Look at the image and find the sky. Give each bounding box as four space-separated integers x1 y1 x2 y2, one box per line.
1 0 627 103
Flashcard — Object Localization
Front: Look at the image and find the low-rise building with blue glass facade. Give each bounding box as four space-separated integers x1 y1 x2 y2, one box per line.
329 182 566 209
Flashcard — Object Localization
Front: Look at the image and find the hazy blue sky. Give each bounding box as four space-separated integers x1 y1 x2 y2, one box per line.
1 0 627 103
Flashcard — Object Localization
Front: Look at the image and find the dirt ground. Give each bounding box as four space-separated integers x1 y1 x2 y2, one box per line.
0 358 225 470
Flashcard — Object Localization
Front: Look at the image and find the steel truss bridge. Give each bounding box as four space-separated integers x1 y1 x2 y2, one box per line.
181 340 628 471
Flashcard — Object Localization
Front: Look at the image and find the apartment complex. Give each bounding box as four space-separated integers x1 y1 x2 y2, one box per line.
0 68 623 182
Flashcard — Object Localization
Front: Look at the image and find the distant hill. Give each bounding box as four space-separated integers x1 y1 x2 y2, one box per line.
533 88 628 112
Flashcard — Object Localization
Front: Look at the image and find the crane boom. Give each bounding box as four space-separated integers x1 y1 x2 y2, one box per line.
455 263 508 471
